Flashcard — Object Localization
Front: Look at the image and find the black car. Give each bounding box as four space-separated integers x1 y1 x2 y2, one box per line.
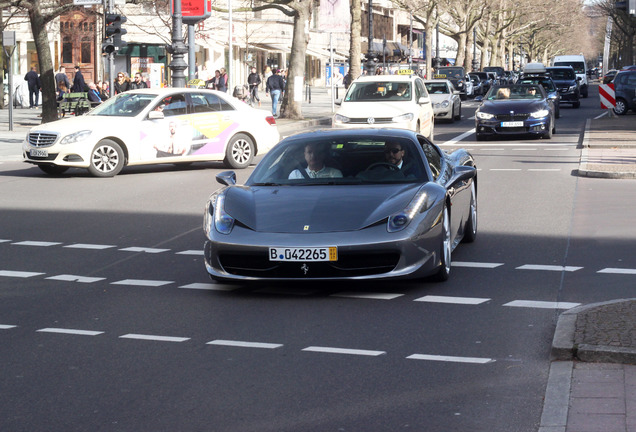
546 66 581 108
613 70 636 115
475 84 556 140
434 66 467 100
483 66 506 83
471 72 492 94
468 73 485 96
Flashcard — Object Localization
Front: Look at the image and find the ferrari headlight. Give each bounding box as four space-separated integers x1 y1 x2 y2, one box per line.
212 192 235 235
333 114 350 124
59 130 92 145
476 111 494 120
387 189 435 233
530 109 549 119
393 113 414 123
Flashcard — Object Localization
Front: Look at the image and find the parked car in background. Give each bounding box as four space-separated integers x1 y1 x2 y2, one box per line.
333 74 435 140
424 79 462 122
483 66 506 83
612 69 636 115
546 66 581 109
23 88 279 177
471 72 492 95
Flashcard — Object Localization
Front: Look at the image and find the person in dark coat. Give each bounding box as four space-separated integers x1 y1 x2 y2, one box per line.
247 67 262 106
217 67 228 92
55 67 70 93
265 69 285 116
71 65 86 92
87 82 102 104
24 66 41 108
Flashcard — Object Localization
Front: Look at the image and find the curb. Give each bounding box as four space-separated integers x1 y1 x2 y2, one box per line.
277 116 332 137
551 298 636 364
576 118 636 179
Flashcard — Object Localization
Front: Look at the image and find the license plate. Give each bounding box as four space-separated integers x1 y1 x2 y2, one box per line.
501 121 524 127
269 247 338 262
30 148 48 157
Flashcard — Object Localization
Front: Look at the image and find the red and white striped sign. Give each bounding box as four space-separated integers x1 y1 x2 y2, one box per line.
599 83 615 109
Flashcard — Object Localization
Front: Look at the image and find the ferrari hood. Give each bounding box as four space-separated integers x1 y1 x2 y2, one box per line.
224 184 422 233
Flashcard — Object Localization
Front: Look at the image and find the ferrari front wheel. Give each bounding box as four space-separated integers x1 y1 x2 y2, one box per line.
433 206 451 282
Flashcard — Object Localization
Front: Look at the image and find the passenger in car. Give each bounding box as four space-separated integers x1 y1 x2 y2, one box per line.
288 142 343 179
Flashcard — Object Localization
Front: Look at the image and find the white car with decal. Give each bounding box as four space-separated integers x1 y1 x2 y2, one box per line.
23 88 279 177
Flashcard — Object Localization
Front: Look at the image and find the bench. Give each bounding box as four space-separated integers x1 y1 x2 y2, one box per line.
58 92 92 117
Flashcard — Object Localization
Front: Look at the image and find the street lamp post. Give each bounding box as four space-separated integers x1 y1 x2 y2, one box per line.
168 0 188 87
365 0 376 74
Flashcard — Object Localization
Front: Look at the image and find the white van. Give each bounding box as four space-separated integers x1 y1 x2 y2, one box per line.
552 55 588 97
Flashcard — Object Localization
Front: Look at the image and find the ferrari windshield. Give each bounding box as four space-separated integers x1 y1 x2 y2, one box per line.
249 136 429 185
344 81 412 102
89 92 157 117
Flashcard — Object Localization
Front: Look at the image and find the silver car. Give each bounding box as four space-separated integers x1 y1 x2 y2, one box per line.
203 128 477 283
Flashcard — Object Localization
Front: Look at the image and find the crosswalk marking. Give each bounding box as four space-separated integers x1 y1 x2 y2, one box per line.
119 334 190 343
302 346 386 356
111 279 173 287
36 328 104 336
503 300 580 309
12 241 61 247
64 243 116 250
453 261 504 269
119 247 170 254
516 264 583 272
598 268 636 275
0 270 45 278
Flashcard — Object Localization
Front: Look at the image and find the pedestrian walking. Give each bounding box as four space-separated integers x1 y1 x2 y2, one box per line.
206 70 221 90
247 67 261 107
24 66 41 109
266 69 285 117
71 65 86 92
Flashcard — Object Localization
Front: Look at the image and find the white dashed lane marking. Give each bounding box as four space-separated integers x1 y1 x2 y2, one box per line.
453 261 504 269
64 243 116 250
503 300 580 309
179 283 237 291
12 241 62 247
0 325 17 329
111 279 174 287
415 295 490 305
0 270 45 278
207 340 283 349
36 328 104 336
516 264 583 272
119 334 190 343
406 354 494 364
331 292 404 300
118 247 170 254
598 268 636 275
46 274 106 283
301 346 386 357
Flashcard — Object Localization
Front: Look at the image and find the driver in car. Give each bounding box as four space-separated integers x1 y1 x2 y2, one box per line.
384 141 418 178
288 142 343 179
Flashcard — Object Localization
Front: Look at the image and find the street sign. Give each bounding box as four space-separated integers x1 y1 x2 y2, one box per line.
73 0 102 4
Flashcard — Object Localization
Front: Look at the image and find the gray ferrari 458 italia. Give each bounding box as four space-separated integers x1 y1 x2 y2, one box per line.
203 128 477 282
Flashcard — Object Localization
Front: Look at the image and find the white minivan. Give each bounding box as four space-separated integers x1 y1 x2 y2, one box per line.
552 55 588 97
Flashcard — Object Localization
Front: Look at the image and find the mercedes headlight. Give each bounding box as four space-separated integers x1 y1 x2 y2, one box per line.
530 109 549 119
441 100 450 108
59 130 92 145
387 188 435 233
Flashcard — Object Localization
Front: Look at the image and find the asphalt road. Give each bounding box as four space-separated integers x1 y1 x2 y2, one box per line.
1 88 635 431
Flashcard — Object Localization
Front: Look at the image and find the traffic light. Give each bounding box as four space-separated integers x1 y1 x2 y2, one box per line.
103 13 127 54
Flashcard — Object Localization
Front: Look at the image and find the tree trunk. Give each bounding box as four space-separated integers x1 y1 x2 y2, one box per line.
279 1 311 119
28 1 56 123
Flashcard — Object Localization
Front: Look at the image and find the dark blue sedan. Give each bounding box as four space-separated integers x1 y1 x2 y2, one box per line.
475 84 556 140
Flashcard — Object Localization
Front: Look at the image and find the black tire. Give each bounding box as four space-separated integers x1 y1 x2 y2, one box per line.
454 103 461 121
475 133 486 141
88 139 125 177
614 99 627 116
582 87 588 98
555 105 560 119
573 101 580 109
224 133 255 169
462 182 477 243
38 164 69 175
432 206 451 282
